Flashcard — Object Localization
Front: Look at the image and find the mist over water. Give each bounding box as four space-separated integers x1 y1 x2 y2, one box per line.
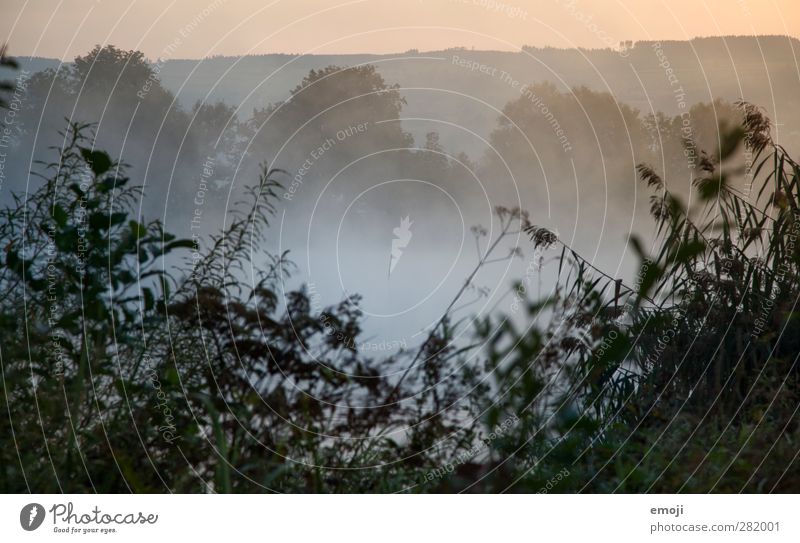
2 37 799 349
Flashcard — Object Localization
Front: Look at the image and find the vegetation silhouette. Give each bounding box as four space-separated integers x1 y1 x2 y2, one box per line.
1 44 799 493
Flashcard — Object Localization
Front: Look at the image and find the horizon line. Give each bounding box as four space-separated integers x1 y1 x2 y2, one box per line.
8 33 799 63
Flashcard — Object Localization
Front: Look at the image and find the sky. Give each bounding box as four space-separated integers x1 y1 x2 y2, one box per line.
2 0 798 60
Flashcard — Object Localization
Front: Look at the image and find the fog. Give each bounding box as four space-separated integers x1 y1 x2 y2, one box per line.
2 36 798 350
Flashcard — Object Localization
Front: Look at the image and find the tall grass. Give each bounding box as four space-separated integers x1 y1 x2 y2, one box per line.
1 101 798 492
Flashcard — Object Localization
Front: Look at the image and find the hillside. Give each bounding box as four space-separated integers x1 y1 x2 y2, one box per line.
13 35 799 155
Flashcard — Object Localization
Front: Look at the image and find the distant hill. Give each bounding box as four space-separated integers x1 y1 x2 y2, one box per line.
14 35 800 155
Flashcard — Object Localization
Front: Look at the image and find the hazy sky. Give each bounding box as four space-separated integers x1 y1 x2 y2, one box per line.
2 0 798 59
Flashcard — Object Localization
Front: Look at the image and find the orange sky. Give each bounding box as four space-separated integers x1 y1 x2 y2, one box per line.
2 0 798 60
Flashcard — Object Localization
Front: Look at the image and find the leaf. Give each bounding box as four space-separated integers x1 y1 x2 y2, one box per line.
638 264 663 301
142 287 154 311
695 174 726 201
80 148 113 176
89 212 107 230
98 177 119 192
128 220 148 238
109 212 127 226
164 239 196 252
68 183 85 197
718 126 744 161
671 239 706 265
5 248 20 272
52 204 68 227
